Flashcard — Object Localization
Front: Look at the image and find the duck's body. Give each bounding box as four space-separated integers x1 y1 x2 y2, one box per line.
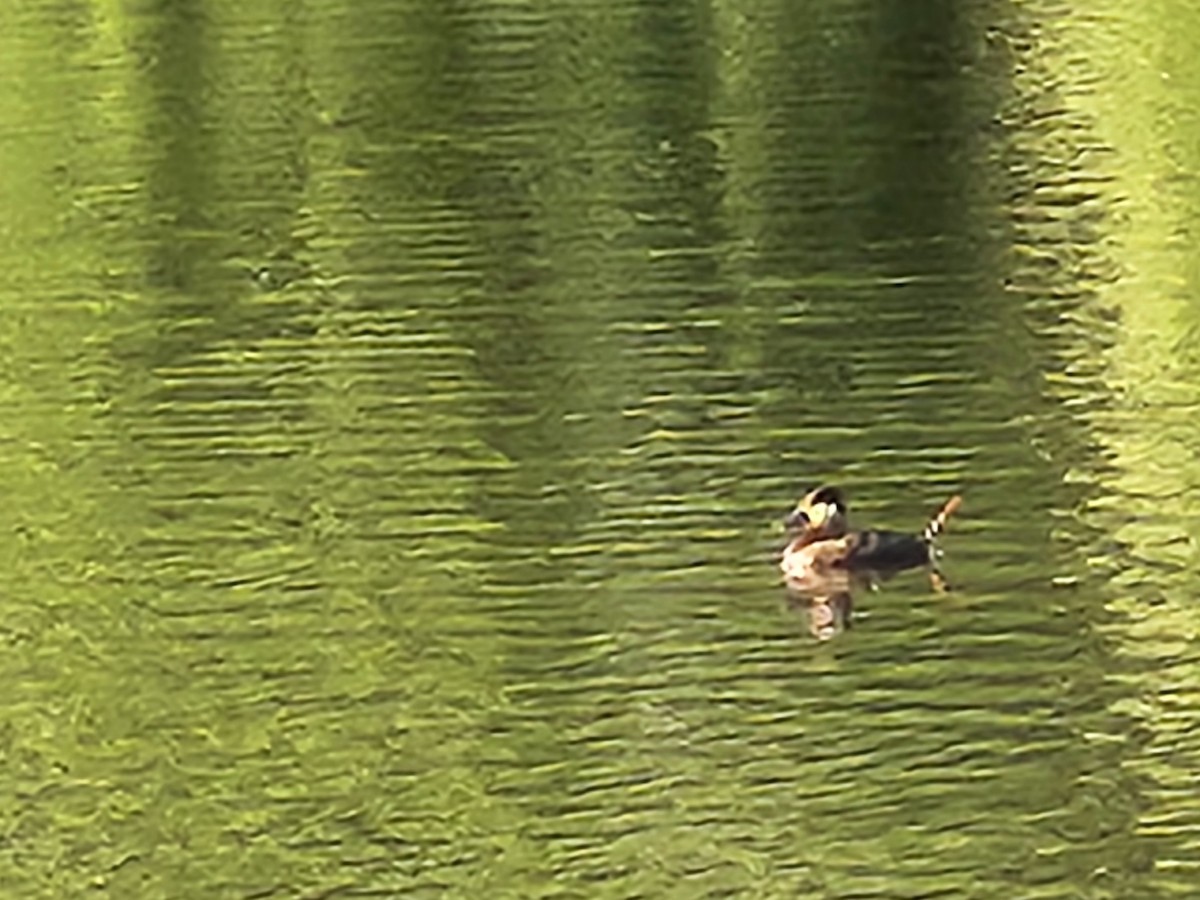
782 530 932 577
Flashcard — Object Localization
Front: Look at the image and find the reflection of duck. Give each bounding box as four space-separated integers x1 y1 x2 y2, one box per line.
783 568 858 640
780 486 961 638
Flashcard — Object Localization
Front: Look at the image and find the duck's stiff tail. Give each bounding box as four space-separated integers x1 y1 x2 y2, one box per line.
922 495 962 544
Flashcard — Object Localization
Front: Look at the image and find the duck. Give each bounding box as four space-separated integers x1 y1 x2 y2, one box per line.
780 485 961 581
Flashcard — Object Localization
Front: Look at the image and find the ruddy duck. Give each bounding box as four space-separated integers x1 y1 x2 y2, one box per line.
780 485 961 581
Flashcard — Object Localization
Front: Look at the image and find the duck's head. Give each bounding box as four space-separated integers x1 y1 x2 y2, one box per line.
784 484 849 535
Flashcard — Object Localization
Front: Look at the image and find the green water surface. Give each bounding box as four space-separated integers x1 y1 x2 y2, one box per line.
1 1 1199 897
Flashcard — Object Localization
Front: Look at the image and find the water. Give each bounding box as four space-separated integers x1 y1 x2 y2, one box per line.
0 0 1198 897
